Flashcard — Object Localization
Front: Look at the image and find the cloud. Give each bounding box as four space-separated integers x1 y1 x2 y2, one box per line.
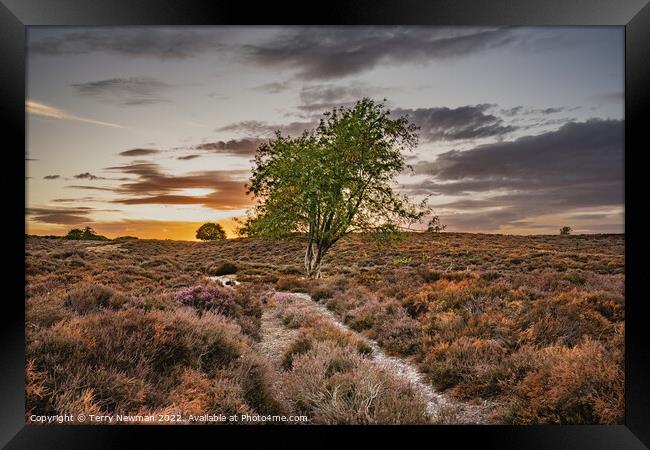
119 148 161 157
74 172 106 180
105 162 251 210
217 120 316 137
394 104 516 141
218 102 515 143
195 138 263 156
499 106 524 117
43 175 60 180
66 185 114 191
177 154 201 160
51 197 96 203
244 27 516 80
253 81 292 94
405 119 623 231
26 206 117 225
29 28 225 59
71 77 172 106
26 100 124 128
297 82 383 113
499 105 575 117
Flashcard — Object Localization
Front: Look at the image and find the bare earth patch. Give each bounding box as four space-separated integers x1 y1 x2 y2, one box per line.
84 243 124 254
259 307 302 366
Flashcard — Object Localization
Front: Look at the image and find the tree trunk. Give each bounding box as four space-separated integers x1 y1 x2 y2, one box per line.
304 241 325 278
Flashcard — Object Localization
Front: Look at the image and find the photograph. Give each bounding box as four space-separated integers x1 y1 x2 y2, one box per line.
24 25 625 426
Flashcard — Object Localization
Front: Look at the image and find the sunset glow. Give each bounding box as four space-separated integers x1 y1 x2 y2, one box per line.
26 27 624 239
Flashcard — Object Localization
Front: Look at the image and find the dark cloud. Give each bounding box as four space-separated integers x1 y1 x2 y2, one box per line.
406 119 623 231
537 107 564 114
499 105 574 117
195 138 263 156
500 106 524 117
74 172 106 180
105 162 251 210
43 175 60 180
30 28 224 59
244 27 516 80
51 197 96 203
219 102 514 144
414 119 622 185
66 185 114 191
72 77 172 106
27 206 117 225
177 154 201 160
394 104 516 141
119 148 161 157
518 117 577 131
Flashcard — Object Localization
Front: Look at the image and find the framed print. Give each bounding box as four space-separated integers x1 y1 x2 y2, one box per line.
2 0 649 448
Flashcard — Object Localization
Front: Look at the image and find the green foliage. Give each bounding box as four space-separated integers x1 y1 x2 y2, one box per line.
560 226 573 235
239 98 430 276
196 222 227 241
65 227 108 241
65 229 83 240
371 223 406 247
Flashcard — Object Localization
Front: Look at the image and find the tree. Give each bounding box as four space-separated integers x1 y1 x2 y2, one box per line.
239 98 430 278
65 228 83 240
65 227 107 240
196 222 227 241
560 226 572 235
426 215 447 234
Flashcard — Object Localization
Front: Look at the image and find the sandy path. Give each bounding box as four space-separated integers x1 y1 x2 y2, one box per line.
207 275 492 424
258 307 301 366
258 289 494 424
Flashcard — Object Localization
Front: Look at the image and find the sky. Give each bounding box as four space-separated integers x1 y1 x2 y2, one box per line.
26 26 624 240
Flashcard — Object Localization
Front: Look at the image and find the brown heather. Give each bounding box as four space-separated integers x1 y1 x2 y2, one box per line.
26 232 624 424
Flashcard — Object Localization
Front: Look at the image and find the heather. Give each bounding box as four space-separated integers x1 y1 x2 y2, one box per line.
26 232 624 424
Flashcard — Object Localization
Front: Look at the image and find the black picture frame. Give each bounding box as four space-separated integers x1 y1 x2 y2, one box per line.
2 1 648 448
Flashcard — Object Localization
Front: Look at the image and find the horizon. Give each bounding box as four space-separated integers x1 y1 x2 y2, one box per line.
26 229 625 242
26 26 624 240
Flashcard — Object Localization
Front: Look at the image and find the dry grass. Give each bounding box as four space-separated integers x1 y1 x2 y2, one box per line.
25 232 624 424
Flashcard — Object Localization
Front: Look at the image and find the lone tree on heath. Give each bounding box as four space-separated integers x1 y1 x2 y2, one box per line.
196 223 227 241
426 215 447 234
560 226 572 235
65 226 108 241
239 98 429 278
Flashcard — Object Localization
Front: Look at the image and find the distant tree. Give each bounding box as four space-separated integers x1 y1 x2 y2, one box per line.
239 98 430 278
82 226 108 240
196 223 227 241
65 228 83 240
426 215 447 234
560 226 572 235
65 227 108 241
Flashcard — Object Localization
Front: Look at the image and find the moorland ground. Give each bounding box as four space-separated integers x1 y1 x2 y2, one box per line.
25 232 624 424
